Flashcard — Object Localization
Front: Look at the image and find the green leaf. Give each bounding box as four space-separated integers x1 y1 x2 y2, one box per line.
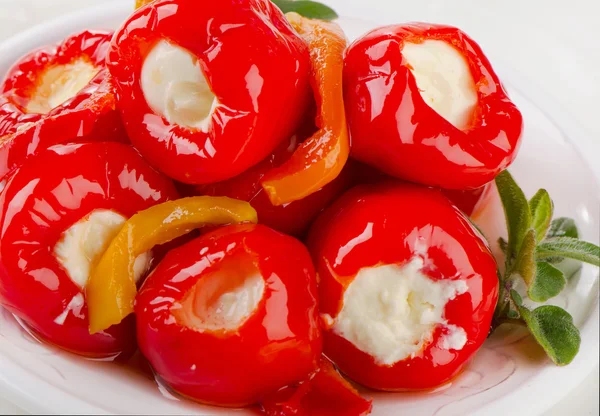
271 0 338 20
510 289 523 306
495 171 532 265
547 217 579 239
514 229 537 287
507 309 520 319
529 189 553 242
518 305 581 365
537 237 600 266
528 262 566 302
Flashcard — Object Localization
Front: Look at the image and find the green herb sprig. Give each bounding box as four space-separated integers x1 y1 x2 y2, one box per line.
493 170 599 365
271 0 338 21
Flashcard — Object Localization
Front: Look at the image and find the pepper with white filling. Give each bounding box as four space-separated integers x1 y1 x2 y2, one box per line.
0 30 127 183
86 195 259 334
308 182 498 390
343 23 523 190
0 142 178 357
135 224 322 407
107 0 312 185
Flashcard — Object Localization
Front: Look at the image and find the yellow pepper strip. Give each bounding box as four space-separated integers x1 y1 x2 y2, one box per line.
135 0 152 8
261 12 349 206
86 196 257 334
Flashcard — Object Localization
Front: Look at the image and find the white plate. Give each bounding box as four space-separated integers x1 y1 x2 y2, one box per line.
0 1 598 415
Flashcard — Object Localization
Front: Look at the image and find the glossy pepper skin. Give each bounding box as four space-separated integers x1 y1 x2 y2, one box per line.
136 224 321 407
0 30 127 182
344 24 523 190
0 142 178 358
108 0 311 185
349 161 493 217
0 30 113 134
87 196 257 334
194 135 352 237
261 13 349 205
307 183 499 390
443 183 493 217
261 357 372 416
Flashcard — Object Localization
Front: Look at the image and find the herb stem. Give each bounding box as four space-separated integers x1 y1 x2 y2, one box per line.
495 317 526 328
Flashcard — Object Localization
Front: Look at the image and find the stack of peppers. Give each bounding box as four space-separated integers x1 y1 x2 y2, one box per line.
0 0 529 415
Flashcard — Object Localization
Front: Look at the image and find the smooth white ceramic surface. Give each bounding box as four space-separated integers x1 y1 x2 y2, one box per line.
0 1 598 415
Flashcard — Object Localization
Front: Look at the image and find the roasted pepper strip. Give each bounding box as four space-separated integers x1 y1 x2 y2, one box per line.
134 0 152 8
261 13 349 206
87 197 257 334
193 134 352 237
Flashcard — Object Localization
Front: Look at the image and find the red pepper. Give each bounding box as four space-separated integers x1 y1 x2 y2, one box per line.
193 134 352 237
136 224 321 407
0 30 121 133
344 24 523 190
307 183 498 390
0 30 127 183
0 73 127 184
442 183 493 217
108 0 311 185
261 357 372 416
0 142 178 358
349 161 493 216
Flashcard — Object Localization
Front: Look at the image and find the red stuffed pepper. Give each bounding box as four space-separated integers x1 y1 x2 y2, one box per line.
0 142 178 358
194 134 352 236
108 0 311 185
136 224 321 407
0 30 126 183
308 183 498 390
344 23 523 190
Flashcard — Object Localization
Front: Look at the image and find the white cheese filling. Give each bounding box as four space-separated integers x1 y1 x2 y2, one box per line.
26 58 99 114
329 258 468 366
402 40 478 129
141 40 217 131
174 263 265 333
54 209 151 290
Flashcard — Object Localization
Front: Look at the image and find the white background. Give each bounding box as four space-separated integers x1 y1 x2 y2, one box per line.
0 0 598 415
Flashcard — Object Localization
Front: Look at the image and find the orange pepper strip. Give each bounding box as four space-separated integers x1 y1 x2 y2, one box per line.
87 196 257 334
261 12 349 206
134 0 153 8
